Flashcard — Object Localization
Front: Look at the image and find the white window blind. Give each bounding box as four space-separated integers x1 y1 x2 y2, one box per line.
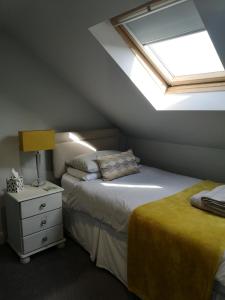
125 0 205 45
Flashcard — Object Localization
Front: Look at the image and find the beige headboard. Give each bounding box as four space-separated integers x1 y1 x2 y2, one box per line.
53 128 124 178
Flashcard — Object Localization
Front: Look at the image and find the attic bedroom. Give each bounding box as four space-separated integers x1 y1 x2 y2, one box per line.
0 0 225 300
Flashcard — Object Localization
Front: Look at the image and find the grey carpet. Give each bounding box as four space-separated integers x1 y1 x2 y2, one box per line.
0 238 138 300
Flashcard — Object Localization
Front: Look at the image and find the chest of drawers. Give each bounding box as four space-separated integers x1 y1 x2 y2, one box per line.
5 181 65 263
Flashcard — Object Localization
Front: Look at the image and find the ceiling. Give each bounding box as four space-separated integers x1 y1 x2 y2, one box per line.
0 0 225 149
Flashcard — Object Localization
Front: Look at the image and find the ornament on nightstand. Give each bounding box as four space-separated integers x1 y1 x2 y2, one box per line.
6 169 24 193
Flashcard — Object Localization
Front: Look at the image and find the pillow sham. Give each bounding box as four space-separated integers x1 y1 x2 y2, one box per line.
67 150 141 173
67 167 101 181
97 149 139 181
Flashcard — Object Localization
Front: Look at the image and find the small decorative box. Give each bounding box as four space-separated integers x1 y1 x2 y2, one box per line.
6 176 24 193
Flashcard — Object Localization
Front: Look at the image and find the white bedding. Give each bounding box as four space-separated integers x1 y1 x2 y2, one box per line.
64 165 200 233
61 173 80 195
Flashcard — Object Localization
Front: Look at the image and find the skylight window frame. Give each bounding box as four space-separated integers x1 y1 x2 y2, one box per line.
111 0 225 94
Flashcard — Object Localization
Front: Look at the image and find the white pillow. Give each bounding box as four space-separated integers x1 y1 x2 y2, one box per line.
67 150 120 173
67 150 141 173
53 141 94 178
67 167 101 181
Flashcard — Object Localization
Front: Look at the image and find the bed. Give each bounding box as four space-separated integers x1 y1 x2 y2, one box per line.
53 128 225 300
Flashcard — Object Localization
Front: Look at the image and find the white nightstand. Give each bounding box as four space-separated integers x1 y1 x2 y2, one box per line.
5 181 65 263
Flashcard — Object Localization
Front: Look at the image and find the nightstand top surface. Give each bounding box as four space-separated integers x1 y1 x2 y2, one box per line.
7 181 64 202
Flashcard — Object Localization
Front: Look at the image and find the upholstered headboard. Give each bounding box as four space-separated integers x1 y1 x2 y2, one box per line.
53 128 124 178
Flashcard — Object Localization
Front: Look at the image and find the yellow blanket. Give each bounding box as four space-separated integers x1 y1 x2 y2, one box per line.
128 181 225 300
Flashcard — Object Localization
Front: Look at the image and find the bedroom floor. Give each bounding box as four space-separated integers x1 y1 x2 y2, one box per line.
0 238 138 300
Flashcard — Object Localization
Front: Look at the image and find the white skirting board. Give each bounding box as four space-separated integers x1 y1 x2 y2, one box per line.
0 231 5 244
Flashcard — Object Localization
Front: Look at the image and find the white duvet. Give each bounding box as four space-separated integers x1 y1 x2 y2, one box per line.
65 165 200 233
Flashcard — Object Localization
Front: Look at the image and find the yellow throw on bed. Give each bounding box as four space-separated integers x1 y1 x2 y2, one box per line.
128 180 225 300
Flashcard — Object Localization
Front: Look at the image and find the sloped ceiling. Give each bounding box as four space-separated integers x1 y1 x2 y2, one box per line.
0 0 225 149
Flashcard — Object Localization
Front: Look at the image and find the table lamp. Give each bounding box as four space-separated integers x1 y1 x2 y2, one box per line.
19 130 55 187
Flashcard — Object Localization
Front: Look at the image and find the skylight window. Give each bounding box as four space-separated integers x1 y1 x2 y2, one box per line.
112 0 225 93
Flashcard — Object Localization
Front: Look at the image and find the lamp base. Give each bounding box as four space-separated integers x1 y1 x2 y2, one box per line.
32 180 46 187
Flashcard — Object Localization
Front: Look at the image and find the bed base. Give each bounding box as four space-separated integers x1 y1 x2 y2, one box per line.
63 206 225 300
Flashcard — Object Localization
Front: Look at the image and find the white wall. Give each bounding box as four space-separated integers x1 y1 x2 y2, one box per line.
0 0 147 125
128 137 225 182
0 30 111 239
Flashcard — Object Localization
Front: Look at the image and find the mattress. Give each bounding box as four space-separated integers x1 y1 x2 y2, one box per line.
61 166 225 291
64 165 200 233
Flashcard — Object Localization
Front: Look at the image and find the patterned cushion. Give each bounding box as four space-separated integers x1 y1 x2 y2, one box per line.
97 149 139 181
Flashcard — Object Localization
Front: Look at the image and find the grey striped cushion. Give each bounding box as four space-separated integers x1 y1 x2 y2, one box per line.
97 149 139 181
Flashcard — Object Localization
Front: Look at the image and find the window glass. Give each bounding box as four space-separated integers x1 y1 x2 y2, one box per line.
144 31 224 77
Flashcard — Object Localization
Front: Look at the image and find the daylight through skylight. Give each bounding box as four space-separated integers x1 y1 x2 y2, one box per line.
144 31 224 77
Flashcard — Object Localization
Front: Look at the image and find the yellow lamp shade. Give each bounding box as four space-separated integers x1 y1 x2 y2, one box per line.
19 130 55 152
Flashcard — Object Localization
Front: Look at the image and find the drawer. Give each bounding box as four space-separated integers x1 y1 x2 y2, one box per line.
21 208 62 236
20 192 62 219
23 225 63 254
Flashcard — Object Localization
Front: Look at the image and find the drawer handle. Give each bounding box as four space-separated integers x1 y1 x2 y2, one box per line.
39 203 46 210
40 220 47 226
42 236 48 243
